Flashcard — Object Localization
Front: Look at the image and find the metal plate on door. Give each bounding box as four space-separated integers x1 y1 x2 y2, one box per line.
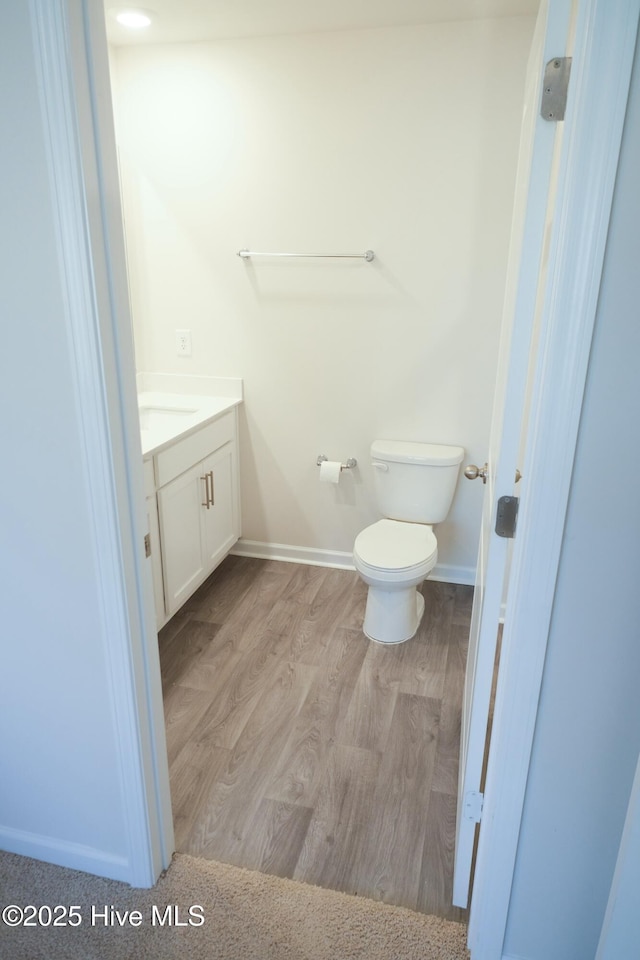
495 496 519 539
540 57 572 121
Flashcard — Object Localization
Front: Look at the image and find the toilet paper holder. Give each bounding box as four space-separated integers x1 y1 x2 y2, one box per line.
317 454 357 471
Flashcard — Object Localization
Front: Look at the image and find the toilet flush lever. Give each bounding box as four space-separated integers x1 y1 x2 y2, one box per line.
464 463 488 484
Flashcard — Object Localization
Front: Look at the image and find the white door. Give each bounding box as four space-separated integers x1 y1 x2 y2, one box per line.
453 0 576 908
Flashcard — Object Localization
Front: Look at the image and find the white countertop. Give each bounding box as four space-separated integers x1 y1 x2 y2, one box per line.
139 391 241 458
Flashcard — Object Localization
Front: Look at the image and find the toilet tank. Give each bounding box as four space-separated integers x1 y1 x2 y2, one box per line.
371 440 464 524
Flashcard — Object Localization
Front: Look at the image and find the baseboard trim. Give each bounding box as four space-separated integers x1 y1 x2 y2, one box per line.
231 539 476 585
430 563 476 587
231 539 354 570
0 826 130 883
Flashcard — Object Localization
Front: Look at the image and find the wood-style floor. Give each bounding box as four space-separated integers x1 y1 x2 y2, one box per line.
158 555 472 922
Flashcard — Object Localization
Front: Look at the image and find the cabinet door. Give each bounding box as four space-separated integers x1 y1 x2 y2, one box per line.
157 462 208 617
145 494 166 627
201 442 239 570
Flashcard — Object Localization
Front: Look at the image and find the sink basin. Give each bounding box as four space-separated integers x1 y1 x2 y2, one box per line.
137 391 241 457
138 404 198 431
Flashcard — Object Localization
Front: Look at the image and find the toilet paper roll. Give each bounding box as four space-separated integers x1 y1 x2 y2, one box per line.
319 460 342 483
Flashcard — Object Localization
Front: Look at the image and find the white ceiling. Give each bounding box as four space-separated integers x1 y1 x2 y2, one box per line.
105 0 539 46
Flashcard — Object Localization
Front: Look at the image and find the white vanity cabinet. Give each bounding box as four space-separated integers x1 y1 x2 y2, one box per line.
144 407 240 625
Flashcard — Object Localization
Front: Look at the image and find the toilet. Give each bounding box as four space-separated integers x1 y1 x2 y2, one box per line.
353 440 464 644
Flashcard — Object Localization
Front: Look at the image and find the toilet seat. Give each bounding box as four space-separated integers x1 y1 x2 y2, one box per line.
354 519 438 582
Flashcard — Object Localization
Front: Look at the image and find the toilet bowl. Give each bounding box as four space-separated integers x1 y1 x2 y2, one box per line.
354 519 438 644
353 439 463 645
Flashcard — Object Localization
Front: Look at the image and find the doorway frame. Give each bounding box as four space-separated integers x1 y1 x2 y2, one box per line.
28 0 174 885
467 1 640 956
31 0 638 947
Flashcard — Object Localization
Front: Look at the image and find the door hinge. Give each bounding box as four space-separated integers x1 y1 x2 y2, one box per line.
495 495 519 539
144 533 151 558
464 790 484 823
540 57 572 121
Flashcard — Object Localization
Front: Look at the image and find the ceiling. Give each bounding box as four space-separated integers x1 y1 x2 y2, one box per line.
105 0 539 46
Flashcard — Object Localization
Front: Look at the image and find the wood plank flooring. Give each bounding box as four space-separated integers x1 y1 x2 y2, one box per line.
158 555 472 922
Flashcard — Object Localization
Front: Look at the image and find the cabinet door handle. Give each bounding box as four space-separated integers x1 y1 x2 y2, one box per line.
201 474 210 509
208 470 215 506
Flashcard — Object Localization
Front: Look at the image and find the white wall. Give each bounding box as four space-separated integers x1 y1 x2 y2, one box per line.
0 4 131 880
503 28 640 959
110 16 534 580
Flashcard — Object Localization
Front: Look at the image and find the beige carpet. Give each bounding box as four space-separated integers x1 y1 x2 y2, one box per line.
0 851 469 959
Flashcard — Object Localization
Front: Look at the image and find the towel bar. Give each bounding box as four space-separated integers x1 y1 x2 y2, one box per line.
238 249 374 262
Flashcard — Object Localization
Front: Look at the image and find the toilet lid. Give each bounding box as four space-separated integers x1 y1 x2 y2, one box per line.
354 519 437 572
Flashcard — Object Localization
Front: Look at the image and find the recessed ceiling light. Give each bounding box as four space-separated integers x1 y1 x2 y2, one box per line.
115 8 153 30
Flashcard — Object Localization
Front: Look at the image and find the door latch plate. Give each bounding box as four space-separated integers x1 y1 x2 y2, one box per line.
496 496 519 539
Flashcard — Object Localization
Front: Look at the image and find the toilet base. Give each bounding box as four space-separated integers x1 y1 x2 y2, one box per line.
362 585 426 645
